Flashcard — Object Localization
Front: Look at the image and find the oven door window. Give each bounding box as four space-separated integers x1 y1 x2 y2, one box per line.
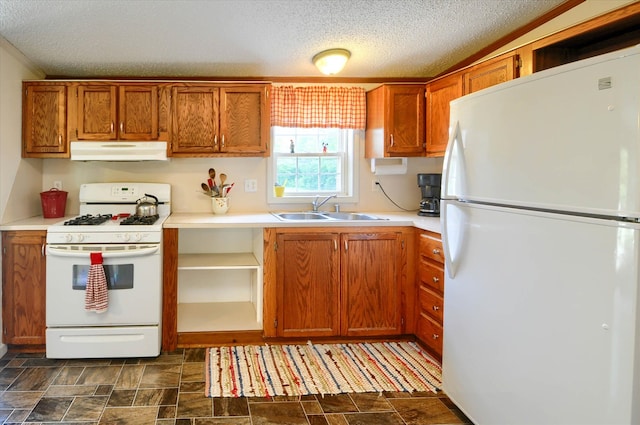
71 264 134 290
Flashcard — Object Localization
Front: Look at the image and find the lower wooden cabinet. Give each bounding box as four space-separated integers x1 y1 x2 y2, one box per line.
1 231 47 346
415 229 445 360
266 227 411 338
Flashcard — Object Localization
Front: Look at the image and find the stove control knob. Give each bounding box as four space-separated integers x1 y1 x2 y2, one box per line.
133 233 142 242
65 234 73 242
121 233 130 242
76 234 84 242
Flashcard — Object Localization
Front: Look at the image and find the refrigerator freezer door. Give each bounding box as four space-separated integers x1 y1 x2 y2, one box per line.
442 46 640 219
441 200 640 425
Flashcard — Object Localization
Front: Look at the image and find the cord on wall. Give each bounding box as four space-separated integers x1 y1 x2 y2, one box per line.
375 181 418 212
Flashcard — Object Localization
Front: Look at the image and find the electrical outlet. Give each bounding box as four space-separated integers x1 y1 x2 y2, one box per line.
244 179 258 192
53 180 63 190
371 180 380 191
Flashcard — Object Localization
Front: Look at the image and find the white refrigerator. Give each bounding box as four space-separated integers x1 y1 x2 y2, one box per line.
441 45 640 425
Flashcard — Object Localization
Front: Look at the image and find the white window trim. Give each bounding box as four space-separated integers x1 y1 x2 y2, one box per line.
267 129 361 206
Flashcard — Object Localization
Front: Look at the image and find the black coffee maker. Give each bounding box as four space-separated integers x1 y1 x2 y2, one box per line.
417 173 441 217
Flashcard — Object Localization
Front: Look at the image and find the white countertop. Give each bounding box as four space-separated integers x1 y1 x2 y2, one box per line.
0 211 441 234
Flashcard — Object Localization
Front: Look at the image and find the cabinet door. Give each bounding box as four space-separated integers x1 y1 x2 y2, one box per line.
385 85 425 156
219 85 269 155
341 232 403 336
77 84 117 140
22 84 67 157
118 85 159 140
276 232 340 337
1 231 46 346
425 73 463 157
463 54 518 94
170 86 219 155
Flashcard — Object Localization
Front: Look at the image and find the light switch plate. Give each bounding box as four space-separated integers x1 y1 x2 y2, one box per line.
244 179 258 192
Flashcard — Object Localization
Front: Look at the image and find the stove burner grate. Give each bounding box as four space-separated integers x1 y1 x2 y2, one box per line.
120 215 159 225
64 214 112 226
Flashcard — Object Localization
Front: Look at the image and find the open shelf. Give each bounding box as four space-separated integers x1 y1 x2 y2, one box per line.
177 301 261 332
178 253 259 269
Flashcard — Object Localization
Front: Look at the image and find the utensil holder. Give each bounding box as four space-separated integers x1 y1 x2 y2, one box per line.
212 197 230 214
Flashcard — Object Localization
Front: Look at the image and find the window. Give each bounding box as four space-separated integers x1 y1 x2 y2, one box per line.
268 127 359 203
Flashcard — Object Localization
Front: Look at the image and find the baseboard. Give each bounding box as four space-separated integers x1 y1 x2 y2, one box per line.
0 344 8 359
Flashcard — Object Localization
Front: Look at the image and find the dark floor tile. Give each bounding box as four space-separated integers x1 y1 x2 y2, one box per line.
96 384 113 395
7 366 60 391
26 397 73 421
389 397 464 425
107 389 136 407
76 365 122 385
213 397 249 416
53 366 85 385
158 405 177 419
301 400 323 415
195 418 252 424
99 406 158 425
316 394 358 414
249 402 308 425
64 396 108 421
349 393 392 411
181 381 205 392
0 368 23 386
182 362 205 381
134 387 178 406
0 409 11 423
343 412 405 425
185 348 206 362
0 391 43 409
115 364 145 389
308 415 329 425
140 364 182 388
177 392 213 417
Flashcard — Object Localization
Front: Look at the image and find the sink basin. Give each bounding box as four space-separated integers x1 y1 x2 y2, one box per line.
272 212 387 221
320 212 386 221
274 212 329 220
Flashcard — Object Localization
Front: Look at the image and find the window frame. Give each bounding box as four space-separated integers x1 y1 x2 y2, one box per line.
267 127 360 205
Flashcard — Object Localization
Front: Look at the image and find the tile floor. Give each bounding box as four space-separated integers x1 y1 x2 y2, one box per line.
0 348 472 424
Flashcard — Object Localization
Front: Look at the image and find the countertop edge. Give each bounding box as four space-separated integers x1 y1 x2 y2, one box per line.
0 212 441 234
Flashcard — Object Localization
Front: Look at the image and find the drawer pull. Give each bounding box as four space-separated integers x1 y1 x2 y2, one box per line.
432 276 440 283
432 305 440 311
432 248 441 255
432 333 440 340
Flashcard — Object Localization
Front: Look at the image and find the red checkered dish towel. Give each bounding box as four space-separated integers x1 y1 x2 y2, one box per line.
85 252 108 313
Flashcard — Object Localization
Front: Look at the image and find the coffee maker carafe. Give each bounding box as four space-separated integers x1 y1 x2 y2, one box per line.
417 173 441 217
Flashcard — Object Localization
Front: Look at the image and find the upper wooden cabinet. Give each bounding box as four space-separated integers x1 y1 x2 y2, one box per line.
463 54 517 94
425 74 462 157
365 84 425 158
75 83 159 141
425 52 518 157
170 84 270 157
22 83 68 158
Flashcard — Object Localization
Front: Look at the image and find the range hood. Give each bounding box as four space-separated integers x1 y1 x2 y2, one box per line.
70 141 168 161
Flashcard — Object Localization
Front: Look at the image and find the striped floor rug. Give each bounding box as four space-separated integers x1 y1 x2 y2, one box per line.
205 341 441 398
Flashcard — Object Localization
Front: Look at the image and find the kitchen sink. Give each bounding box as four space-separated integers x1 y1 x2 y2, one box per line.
272 212 387 221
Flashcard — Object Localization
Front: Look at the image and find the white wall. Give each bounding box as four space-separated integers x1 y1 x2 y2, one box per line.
0 37 45 358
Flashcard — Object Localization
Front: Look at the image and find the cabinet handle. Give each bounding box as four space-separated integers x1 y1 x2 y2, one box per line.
110 122 114 133
432 276 440 283
120 121 124 133
41 243 45 257
58 134 62 145
432 248 441 255
390 134 394 147
214 134 218 148
221 134 225 149
432 305 440 311
334 240 338 251
344 240 348 251
432 333 440 340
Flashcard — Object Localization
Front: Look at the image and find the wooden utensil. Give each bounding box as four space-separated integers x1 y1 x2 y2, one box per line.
201 182 212 195
220 173 227 187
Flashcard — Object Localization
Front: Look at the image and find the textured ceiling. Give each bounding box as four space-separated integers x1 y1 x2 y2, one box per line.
0 0 567 79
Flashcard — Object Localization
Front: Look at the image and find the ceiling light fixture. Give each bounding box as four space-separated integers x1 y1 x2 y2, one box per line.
313 48 351 75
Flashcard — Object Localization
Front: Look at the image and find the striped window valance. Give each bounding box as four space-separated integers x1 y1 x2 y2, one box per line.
270 86 366 130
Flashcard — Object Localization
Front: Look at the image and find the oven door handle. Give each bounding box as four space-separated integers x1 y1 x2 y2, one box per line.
46 245 160 258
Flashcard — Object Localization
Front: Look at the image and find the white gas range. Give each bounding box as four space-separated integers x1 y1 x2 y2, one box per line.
45 182 170 359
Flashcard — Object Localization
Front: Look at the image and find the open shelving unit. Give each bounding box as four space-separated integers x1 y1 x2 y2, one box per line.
176 228 263 333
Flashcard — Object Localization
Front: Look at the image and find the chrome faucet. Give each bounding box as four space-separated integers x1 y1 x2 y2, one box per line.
311 194 337 212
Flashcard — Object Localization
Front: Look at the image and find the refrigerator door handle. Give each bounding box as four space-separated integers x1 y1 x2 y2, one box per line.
441 121 463 200
441 201 456 279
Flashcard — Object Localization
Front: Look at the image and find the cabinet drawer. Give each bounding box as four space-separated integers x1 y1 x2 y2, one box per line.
419 234 444 264
418 259 444 294
417 312 443 357
418 285 443 323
